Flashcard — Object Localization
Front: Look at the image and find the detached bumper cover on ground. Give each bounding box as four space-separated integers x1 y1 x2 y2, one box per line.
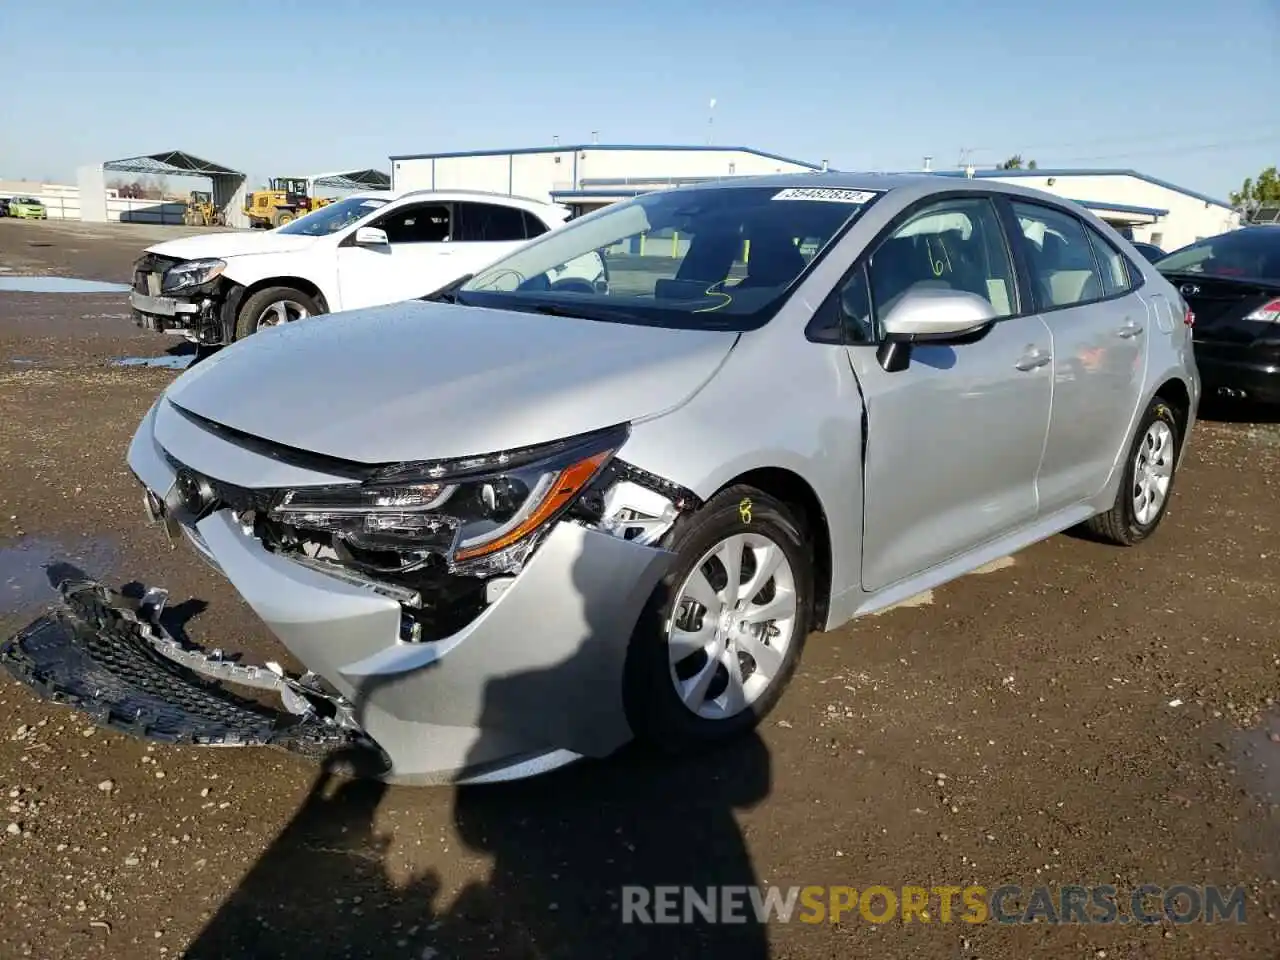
1 579 377 763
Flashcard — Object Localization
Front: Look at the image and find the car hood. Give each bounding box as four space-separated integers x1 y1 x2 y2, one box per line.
145 231 321 261
163 300 739 464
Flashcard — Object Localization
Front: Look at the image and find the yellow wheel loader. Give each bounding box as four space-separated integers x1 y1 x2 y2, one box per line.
244 178 333 229
182 191 223 227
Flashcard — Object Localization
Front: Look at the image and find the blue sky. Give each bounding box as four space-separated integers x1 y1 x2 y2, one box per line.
2 0 1276 201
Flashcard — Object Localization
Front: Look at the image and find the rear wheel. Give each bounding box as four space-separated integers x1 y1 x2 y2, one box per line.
1084 396 1180 545
234 286 321 340
272 209 296 228
623 485 813 753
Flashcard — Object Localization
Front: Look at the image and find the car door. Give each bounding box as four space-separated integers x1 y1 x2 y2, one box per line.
452 202 547 273
830 195 1054 592
334 201 458 309
1004 199 1148 513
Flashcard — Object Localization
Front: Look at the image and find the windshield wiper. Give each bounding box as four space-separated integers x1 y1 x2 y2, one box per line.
527 302 645 323
419 274 474 304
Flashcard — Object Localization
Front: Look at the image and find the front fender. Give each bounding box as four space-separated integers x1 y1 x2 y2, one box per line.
620 334 865 631
220 251 342 314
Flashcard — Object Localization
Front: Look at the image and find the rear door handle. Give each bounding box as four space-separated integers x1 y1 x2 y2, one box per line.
1015 348 1051 371
1117 320 1144 339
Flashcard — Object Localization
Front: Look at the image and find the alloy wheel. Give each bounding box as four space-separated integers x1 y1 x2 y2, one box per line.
257 299 310 328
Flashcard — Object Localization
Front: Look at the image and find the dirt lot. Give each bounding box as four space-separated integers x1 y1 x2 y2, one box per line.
1 218 1279 959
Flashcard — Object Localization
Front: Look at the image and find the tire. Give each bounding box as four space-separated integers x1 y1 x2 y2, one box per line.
1084 396 1181 546
272 210 295 228
233 286 321 340
623 484 814 754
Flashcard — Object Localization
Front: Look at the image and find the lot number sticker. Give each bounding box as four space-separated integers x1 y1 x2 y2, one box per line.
772 187 878 204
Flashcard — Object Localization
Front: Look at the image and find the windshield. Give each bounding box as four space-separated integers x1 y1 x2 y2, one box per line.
456 184 882 329
1156 228 1280 283
277 195 390 236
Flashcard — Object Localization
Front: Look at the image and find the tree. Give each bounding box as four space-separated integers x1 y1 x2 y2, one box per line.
1229 166 1280 219
998 154 1038 170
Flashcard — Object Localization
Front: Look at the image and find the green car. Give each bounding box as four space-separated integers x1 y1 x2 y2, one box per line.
8 197 47 220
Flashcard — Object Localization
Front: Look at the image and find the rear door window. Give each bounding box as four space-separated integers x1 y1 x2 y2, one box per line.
1010 202 1105 309
457 202 529 242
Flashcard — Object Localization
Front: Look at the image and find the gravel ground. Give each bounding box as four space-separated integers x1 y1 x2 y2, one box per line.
0 219 1279 959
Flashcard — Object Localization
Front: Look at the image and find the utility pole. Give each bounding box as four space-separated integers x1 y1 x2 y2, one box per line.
707 98 716 145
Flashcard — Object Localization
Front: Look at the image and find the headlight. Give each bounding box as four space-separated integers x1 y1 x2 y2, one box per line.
266 424 628 573
162 258 226 293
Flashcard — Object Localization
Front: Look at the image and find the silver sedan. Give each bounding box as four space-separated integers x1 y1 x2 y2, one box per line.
8 173 1200 784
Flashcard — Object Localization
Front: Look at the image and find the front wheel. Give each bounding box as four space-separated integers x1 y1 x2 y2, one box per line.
234 286 321 340
623 485 813 753
1084 396 1181 545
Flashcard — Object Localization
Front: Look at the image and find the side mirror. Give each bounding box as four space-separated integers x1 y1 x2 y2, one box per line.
354 226 389 246
876 287 997 372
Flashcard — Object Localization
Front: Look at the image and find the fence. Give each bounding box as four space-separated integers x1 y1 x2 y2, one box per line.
3 190 189 224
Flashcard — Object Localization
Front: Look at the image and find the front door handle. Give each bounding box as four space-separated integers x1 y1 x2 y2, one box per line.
1116 320 1144 339
1015 348 1052 371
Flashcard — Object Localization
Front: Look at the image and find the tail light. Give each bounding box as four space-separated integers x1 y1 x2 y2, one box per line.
1243 298 1280 324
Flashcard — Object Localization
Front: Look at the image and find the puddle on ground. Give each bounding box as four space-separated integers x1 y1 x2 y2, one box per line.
110 356 192 370
0 535 120 618
1233 712 1280 803
0 277 130 294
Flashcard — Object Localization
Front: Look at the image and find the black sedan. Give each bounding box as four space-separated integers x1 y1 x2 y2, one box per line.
1157 226 1280 404
1130 240 1165 262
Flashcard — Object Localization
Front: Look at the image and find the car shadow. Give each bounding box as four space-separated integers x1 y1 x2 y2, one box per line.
1195 394 1280 425
182 537 774 959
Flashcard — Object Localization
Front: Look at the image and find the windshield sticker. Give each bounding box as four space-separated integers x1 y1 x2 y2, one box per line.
772 187 879 204
360 199 387 208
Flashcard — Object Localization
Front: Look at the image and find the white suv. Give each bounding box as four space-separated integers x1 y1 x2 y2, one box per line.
128 190 580 346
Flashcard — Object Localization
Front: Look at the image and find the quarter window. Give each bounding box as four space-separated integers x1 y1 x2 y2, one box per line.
1083 224 1133 297
522 210 549 238
1011 201 1105 309
379 203 451 244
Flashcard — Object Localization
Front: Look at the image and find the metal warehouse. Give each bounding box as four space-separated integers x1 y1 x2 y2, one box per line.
388 143 824 217
388 143 1240 252
928 167 1240 251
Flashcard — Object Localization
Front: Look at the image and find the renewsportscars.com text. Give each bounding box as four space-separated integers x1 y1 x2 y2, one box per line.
621 884 1247 925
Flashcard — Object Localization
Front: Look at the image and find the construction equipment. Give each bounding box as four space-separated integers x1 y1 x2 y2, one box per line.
182 191 224 227
244 178 334 229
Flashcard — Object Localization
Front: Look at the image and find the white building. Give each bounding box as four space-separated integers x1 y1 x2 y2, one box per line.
388 143 824 216
387 145 1239 253
921 167 1239 252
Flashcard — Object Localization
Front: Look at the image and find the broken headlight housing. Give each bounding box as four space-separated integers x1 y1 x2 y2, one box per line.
266 424 628 575
162 258 226 293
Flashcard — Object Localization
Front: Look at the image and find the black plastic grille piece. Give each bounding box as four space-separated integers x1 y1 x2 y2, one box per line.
0 582 381 766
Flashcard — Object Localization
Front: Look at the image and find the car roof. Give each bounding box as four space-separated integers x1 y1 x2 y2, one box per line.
661 170 1112 206
343 187 564 211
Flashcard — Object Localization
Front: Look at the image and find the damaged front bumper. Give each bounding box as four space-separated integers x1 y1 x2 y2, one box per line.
4 399 686 785
1 579 379 766
130 255 237 344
